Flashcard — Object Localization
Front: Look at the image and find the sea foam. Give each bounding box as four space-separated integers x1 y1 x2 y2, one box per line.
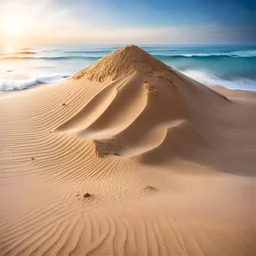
182 69 256 91
0 74 69 91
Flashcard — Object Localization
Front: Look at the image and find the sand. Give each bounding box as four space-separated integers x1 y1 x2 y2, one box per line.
0 45 255 256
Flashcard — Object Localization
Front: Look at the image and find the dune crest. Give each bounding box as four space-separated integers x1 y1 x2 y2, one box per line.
1 45 256 255
72 45 174 82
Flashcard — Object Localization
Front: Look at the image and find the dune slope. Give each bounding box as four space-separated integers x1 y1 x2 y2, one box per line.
0 45 255 256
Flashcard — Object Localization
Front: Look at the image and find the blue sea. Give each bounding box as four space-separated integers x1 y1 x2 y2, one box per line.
0 45 256 92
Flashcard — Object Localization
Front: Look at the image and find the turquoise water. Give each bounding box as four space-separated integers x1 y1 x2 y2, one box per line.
0 45 255 92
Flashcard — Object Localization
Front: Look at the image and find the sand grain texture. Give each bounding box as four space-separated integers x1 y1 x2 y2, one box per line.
0 45 256 256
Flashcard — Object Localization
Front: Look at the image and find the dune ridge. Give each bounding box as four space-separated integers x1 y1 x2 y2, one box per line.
72 45 175 82
0 45 255 256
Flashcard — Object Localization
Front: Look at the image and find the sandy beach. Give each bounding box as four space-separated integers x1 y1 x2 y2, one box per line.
0 45 255 255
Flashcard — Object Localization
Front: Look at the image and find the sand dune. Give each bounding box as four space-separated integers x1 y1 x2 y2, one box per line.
0 45 255 255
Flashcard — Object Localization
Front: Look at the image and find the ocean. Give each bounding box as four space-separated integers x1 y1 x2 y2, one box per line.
0 45 256 92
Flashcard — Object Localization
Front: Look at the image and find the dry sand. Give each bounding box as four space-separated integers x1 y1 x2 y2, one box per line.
0 45 255 256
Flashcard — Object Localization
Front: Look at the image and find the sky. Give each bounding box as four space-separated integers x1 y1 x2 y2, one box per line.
0 0 255 49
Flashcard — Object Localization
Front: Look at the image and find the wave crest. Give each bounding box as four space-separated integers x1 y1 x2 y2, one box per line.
0 74 69 91
182 69 256 91
2 50 255 61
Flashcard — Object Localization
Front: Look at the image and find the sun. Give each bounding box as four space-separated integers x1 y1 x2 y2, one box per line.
1 16 23 52
1 17 23 51
0 5 31 49
6 18 22 36
1 12 23 38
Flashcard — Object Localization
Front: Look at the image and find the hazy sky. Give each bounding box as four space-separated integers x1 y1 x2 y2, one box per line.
0 0 255 48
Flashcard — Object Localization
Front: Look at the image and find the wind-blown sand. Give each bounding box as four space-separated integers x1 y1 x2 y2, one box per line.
0 45 255 256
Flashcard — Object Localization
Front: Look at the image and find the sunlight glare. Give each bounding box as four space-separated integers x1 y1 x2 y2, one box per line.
6 17 22 36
